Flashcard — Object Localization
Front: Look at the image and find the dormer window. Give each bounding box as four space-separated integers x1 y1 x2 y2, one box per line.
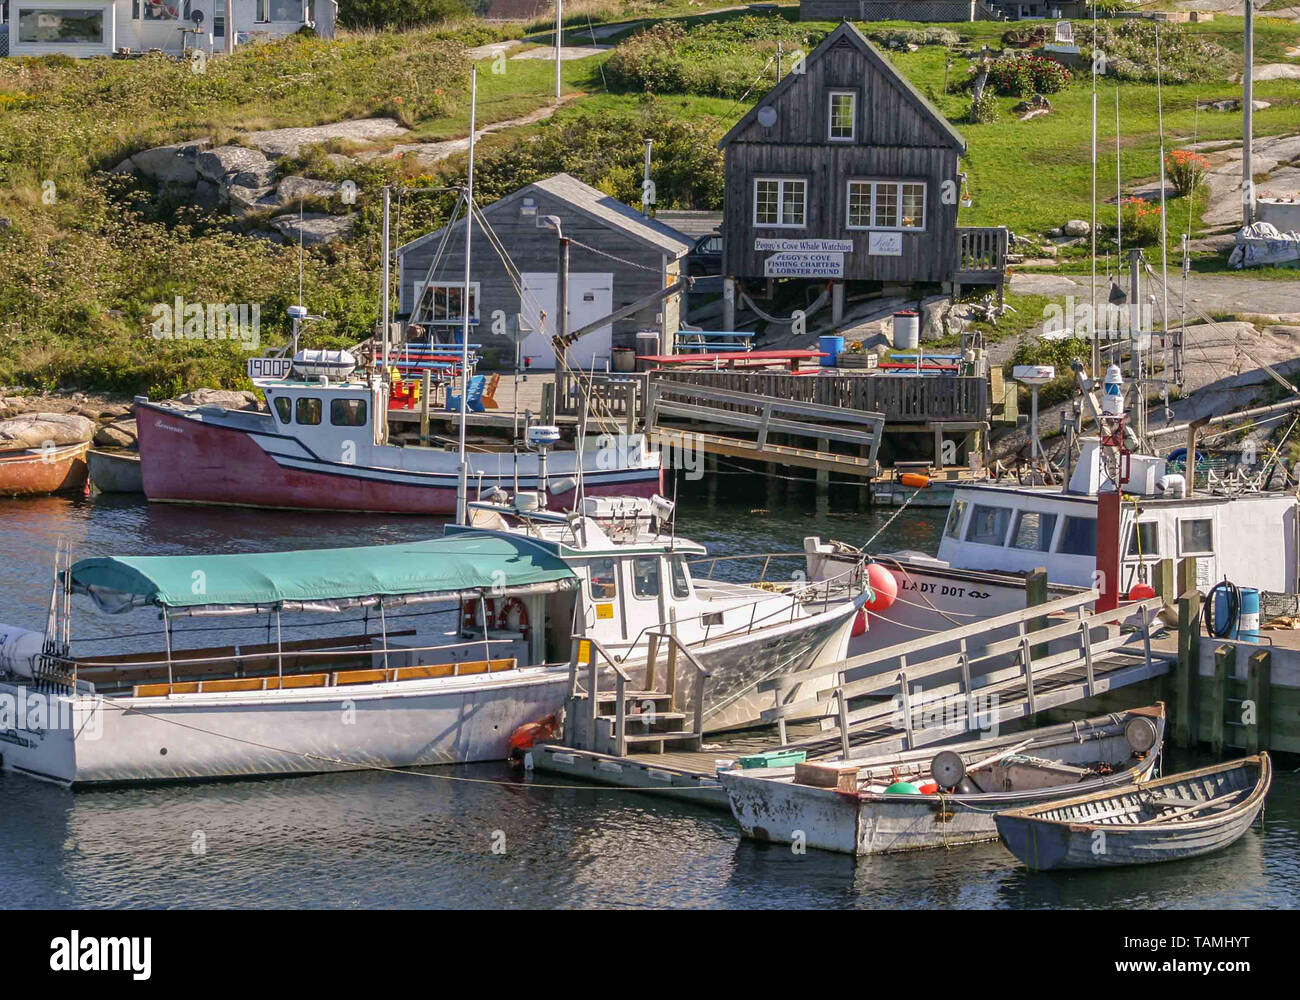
828 90 856 142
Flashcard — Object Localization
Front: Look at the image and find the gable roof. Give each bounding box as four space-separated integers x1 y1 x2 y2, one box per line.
396 173 693 258
717 22 967 154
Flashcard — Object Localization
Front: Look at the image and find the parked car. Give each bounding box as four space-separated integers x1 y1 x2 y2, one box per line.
686 232 723 277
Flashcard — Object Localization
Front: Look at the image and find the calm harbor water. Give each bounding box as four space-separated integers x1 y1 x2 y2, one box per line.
0 481 1295 909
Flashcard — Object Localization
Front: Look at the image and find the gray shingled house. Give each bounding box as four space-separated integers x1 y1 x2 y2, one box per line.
395 174 692 371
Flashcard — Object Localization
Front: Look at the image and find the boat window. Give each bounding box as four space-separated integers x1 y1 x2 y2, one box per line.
1178 518 1214 557
295 396 322 426
1058 516 1097 556
589 559 617 600
944 498 968 539
670 557 691 599
632 557 661 599
1127 521 1160 558
965 505 1011 546
1011 510 1057 552
273 396 292 424
330 398 368 427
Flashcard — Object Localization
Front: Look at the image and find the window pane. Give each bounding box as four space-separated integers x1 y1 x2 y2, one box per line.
273 396 292 424
20 7 105 41
901 183 925 229
782 180 805 226
874 182 899 228
670 557 691 599
965 505 1011 546
1180 519 1213 555
830 92 854 139
1059 516 1098 556
944 499 967 539
589 559 617 600
270 0 300 19
330 398 367 427
755 180 779 225
140 1 180 21
295 397 322 425
632 557 661 598
1127 522 1159 557
847 181 871 228
1012 511 1057 552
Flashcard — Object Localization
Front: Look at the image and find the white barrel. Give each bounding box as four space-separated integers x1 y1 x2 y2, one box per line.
0 625 44 678
892 311 919 350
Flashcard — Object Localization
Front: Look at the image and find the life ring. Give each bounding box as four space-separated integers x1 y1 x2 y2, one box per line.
463 597 496 630
496 596 529 635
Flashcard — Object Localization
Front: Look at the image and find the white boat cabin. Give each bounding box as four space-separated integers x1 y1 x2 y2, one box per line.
936 439 1299 594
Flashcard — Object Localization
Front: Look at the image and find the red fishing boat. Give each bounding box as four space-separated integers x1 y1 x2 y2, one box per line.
0 442 90 497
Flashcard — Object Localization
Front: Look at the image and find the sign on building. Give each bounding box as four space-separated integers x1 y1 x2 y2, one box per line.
868 232 903 257
763 251 845 278
754 238 854 253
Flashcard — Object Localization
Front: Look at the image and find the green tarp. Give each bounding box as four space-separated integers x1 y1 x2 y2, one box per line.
68 533 575 613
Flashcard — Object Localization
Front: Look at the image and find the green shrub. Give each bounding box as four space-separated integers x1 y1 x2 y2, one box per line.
970 90 999 124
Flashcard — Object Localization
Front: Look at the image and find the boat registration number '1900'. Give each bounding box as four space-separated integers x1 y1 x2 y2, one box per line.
246 357 293 379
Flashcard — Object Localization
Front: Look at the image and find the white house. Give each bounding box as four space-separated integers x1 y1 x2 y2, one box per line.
1 0 335 58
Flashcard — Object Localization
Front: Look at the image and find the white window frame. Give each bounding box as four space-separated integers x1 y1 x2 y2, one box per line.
827 89 856 142
1176 516 1215 558
752 177 807 230
257 0 302 22
845 179 927 232
1126 519 1161 559
412 280 480 326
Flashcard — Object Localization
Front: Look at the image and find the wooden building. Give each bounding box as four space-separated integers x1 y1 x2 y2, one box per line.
396 173 691 371
717 22 1004 321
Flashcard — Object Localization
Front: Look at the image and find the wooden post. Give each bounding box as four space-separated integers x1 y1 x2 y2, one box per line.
1246 648 1272 753
419 369 431 444
816 437 829 495
1153 557 1175 616
1174 590 1202 748
1211 643 1233 756
1026 568 1048 659
541 381 556 425
1177 556 1198 598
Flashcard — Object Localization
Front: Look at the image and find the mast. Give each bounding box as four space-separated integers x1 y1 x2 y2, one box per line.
380 186 391 379
554 0 563 105
1243 0 1255 227
1090 7 1099 377
457 69 477 526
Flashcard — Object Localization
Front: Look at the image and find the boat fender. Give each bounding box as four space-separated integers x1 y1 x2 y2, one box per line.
883 781 921 795
508 714 558 759
0 625 43 679
850 608 867 637
899 473 930 489
863 563 897 613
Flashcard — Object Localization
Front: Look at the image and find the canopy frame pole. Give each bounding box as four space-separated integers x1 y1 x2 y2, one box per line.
478 589 492 664
162 608 174 695
379 601 390 677
275 608 284 687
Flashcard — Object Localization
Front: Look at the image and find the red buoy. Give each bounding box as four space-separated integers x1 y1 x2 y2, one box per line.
851 608 867 636
1128 583 1156 601
864 563 898 612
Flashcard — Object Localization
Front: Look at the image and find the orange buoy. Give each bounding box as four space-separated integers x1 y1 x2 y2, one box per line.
508 714 558 757
851 607 867 636
864 563 898 612
899 472 931 489
1128 583 1156 601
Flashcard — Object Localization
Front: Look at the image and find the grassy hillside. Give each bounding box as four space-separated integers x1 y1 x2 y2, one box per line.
1 11 1297 395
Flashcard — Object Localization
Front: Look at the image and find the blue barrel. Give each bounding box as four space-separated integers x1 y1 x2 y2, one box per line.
819 335 845 367
1239 588 1260 644
1213 588 1238 639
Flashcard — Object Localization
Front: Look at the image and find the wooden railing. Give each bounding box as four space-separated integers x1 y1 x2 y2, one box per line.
955 226 1009 284
653 370 988 425
556 371 648 427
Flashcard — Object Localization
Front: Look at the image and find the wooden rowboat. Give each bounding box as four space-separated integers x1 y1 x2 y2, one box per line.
0 442 89 497
994 754 1271 871
87 448 143 494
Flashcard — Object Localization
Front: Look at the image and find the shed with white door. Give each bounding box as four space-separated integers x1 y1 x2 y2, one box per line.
395 173 692 372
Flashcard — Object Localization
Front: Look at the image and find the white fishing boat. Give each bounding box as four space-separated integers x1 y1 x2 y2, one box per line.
719 705 1166 857
0 490 865 785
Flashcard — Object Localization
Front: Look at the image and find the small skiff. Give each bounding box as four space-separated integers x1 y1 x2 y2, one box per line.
994 754 1271 871
87 448 143 494
719 705 1166 856
0 442 89 497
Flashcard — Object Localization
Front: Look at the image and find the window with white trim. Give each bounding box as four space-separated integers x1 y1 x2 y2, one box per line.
846 180 927 231
1178 518 1214 557
20 5 107 39
753 178 806 228
133 0 187 21
257 0 302 22
412 281 480 325
828 90 856 141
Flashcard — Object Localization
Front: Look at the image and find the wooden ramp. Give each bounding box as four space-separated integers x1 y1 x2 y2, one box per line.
533 591 1174 810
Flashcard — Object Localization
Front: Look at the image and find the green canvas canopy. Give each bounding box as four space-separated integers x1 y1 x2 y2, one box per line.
67 533 575 614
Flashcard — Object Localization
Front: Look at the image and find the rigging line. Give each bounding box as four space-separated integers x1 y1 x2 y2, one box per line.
89 699 726 794
862 489 924 550
566 236 663 273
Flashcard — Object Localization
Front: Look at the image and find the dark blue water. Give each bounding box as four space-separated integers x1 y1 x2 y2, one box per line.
0 485 1295 908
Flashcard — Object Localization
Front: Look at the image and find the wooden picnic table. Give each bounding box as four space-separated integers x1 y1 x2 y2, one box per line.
639 349 826 373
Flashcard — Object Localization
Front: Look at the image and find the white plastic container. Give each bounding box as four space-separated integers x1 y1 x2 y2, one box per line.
892 311 919 350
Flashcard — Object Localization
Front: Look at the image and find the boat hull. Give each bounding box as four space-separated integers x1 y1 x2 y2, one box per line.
87 449 143 494
720 711 1165 856
0 668 568 785
995 756 1271 870
0 442 89 497
135 401 661 514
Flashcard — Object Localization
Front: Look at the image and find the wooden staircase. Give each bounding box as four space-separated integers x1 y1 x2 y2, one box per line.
562 633 711 756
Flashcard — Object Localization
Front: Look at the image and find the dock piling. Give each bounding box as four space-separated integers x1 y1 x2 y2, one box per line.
1211 644 1234 756
1246 648 1273 753
1174 589 1202 748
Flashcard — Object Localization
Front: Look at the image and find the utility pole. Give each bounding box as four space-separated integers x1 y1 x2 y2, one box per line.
555 0 563 106
1243 0 1255 227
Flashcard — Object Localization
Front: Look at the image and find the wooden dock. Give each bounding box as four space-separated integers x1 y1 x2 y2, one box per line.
534 590 1175 809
